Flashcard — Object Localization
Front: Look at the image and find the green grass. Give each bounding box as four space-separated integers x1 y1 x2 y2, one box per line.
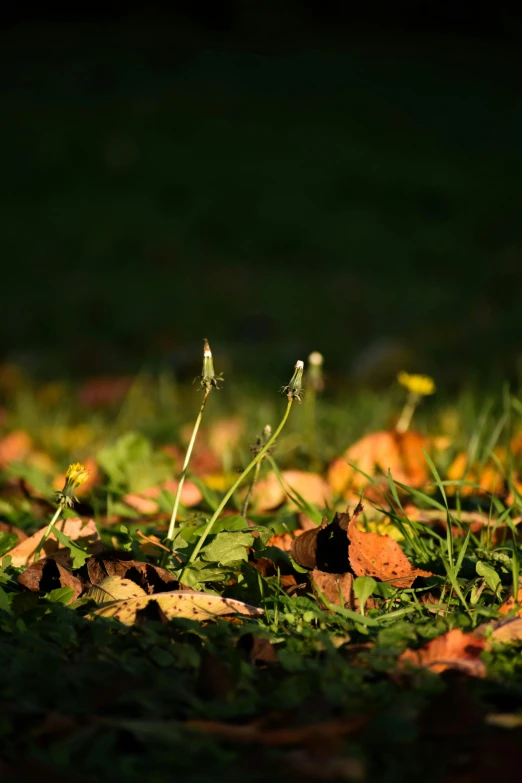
2 367 522 780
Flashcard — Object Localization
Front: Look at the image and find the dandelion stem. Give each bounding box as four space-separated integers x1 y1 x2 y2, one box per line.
396 392 419 434
33 503 63 563
166 388 211 544
241 460 262 518
182 400 293 579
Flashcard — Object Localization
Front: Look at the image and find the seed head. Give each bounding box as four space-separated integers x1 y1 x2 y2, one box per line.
196 338 224 392
397 371 435 397
57 462 90 508
280 360 305 403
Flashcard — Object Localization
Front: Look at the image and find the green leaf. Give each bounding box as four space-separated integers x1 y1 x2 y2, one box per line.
0 585 11 613
353 576 377 615
476 560 501 593
0 533 18 558
46 587 75 604
201 531 254 567
51 527 91 569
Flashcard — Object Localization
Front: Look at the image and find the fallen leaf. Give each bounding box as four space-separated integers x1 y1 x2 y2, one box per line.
252 470 332 512
490 618 522 645
347 503 432 588
291 515 351 573
0 430 32 467
208 417 244 455
327 430 429 497
8 518 102 567
266 531 305 552
87 575 147 603
446 451 505 497
311 569 354 609
18 558 82 601
122 493 159 515
248 636 279 664
399 629 487 677
186 714 370 746
77 550 179 594
92 591 264 625
498 581 522 615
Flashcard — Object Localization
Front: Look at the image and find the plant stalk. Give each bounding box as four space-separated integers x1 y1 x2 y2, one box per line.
33 503 63 563
181 400 293 578
396 392 419 434
166 388 210 544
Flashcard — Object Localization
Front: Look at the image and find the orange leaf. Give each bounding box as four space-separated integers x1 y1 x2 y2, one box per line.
347 503 432 588
327 430 429 497
252 470 331 512
0 430 32 467
399 629 487 677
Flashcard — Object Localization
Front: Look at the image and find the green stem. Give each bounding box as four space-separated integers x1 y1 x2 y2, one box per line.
396 392 419 434
241 459 262 518
33 503 63 563
166 389 210 544
182 400 293 578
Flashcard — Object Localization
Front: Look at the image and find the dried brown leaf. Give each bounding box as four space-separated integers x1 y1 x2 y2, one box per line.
399 629 487 677
18 558 82 601
347 503 432 587
311 569 354 609
8 518 102 567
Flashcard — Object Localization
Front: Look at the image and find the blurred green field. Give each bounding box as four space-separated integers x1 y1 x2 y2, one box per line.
2 27 522 381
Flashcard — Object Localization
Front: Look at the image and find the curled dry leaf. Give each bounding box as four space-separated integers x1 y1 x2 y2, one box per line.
18 558 82 602
347 503 432 588
7 518 102 567
92 591 263 625
291 515 351 573
327 430 429 497
399 629 487 677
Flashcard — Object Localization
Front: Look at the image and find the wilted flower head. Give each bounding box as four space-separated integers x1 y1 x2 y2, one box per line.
398 371 435 397
57 462 90 507
307 351 324 392
281 360 305 403
196 338 223 392
250 424 272 455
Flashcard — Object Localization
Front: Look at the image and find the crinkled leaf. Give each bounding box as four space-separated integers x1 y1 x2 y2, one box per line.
201 531 254 566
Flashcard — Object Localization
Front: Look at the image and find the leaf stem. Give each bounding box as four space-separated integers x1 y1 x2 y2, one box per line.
396 392 419 434
166 388 211 544
181 400 293 579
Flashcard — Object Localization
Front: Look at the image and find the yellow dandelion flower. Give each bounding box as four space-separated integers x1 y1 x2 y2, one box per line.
397 372 435 397
57 462 90 507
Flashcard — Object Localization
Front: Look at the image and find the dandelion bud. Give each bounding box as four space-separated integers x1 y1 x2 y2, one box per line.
281 360 305 403
307 351 324 392
197 338 224 392
57 462 90 508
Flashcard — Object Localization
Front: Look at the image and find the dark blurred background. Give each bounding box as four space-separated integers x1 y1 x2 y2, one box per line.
2 3 522 385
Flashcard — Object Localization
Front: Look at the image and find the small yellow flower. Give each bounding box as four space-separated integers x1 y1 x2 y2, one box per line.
397 372 435 397
57 462 90 507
